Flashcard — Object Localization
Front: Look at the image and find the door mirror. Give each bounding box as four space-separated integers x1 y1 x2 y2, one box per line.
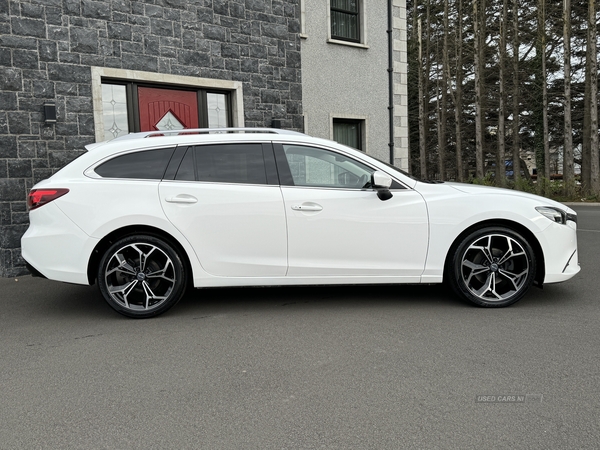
371 171 393 201
372 171 392 189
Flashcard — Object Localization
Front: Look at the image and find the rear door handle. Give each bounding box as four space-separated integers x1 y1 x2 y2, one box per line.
165 194 198 204
291 203 323 212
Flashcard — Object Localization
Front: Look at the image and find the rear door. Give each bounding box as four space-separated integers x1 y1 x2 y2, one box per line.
159 142 287 277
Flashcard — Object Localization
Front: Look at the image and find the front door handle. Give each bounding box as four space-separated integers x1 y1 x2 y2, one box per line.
165 194 198 204
291 203 323 212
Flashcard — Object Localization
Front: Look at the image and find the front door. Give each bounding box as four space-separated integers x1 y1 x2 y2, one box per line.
276 144 429 279
138 86 199 131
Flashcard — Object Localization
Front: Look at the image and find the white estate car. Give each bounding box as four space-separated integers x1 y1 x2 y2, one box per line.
22 128 580 318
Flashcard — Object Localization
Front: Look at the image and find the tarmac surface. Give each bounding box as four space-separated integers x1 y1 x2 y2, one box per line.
1 205 599 449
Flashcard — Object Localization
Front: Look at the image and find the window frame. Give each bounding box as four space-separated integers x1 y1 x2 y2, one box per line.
332 118 364 151
330 0 361 43
100 80 233 137
273 143 407 190
172 142 279 187
327 0 367 47
274 143 370 190
91 67 244 142
88 146 177 180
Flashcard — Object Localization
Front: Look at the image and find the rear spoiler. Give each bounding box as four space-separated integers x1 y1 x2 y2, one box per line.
84 141 109 151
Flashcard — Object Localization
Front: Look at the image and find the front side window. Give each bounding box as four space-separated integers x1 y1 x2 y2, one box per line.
331 0 360 42
95 148 175 179
175 144 267 185
283 145 373 188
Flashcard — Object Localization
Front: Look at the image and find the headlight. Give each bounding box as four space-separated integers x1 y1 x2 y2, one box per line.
535 206 577 225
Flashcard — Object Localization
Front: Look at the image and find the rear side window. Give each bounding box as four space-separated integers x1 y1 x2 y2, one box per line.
95 147 175 179
175 144 267 185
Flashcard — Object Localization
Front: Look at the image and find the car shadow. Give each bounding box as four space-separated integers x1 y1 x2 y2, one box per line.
13 276 579 321
171 283 466 318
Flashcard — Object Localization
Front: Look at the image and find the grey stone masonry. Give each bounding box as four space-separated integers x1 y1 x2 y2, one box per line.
0 0 302 277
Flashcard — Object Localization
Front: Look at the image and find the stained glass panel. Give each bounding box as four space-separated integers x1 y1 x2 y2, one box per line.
101 84 129 139
207 93 228 129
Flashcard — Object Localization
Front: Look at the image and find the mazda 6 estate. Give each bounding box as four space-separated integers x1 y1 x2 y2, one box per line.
21 128 580 318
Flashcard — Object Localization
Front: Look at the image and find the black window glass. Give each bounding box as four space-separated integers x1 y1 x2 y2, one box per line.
175 148 195 181
175 144 267 185
333 119 362 150
95 148 175 179
331 0 360 42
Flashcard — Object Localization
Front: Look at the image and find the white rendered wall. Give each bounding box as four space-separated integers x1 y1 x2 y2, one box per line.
301 0 408 170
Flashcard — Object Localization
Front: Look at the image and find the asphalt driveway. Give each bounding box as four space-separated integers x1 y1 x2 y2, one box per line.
1 204 599 449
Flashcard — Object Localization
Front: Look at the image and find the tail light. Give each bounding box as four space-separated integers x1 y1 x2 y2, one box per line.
28 189 69 210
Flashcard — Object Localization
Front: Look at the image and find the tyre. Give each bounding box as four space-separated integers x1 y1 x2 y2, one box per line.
447 227 536 307
97 235 187 318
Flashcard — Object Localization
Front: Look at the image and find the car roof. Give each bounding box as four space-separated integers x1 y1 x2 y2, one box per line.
83 128 356 160
86 128 305 151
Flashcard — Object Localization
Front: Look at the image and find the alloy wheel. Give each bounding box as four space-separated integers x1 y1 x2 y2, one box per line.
460 233 530 302
103 242 176 311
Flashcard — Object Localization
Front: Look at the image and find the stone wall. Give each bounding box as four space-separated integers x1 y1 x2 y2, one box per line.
0 0 302 276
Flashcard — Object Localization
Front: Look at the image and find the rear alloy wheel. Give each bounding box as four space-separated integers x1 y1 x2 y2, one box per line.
448 227 536 307
98 235 187 318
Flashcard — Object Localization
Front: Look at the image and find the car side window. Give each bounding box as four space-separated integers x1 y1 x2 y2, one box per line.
282 145 374 189
94 147 175 179
175 143 268 185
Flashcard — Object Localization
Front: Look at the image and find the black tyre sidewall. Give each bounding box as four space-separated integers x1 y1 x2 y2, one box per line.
448 227 536 307
97 234 187 318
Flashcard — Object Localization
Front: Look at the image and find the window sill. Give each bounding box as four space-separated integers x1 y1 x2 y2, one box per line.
300 33 308 40
327 38 369 49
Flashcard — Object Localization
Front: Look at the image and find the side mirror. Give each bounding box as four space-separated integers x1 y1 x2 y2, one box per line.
371 171 393 201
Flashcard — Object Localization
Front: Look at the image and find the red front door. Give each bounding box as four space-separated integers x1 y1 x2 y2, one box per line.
137 87 199 131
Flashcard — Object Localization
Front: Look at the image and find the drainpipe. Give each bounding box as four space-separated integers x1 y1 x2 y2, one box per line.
387 0 395 164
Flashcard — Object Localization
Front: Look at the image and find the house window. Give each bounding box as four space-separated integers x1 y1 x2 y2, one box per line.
206 92 229 129
330 0 360 42
333 119 363 150
101 84 129 138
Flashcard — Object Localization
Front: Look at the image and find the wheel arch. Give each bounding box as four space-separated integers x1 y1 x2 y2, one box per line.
443 219 545 287
87 225 193 286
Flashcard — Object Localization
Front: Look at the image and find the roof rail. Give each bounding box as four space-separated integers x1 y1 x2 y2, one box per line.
110 127 305 141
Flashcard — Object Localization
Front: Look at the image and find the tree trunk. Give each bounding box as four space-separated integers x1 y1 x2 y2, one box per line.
424 1 431 178
497 0 508 187
512 0 520 183
418 17 428 180
540 0 550 182
563 0 575 196
473 0 485 179
438 0 449 181
454 0 464 182
589 0 599 196
582 48 591 192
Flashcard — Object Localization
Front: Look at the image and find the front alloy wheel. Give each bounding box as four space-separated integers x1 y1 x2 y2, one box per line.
448 227 536 307
98 235 187 318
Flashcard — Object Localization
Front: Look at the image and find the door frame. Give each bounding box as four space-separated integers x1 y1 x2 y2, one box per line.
110 81 233 132
91 67 244 142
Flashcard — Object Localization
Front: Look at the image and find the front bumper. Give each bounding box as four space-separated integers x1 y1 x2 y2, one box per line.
536 220 580 284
